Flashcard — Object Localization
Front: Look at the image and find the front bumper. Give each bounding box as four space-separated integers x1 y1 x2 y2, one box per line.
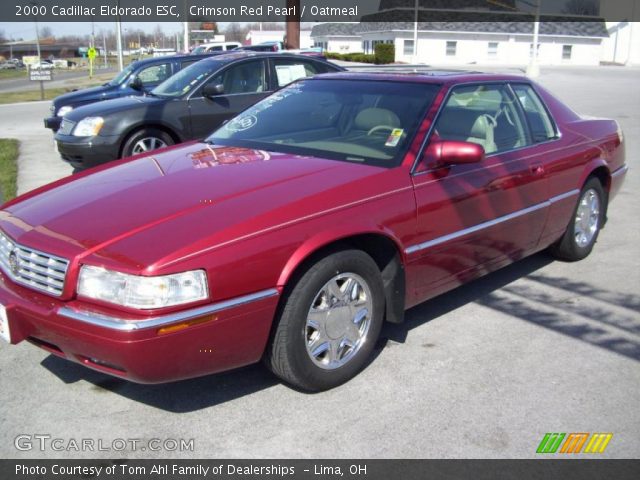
44 116 62 131
0 272 279 383
55 133 122 171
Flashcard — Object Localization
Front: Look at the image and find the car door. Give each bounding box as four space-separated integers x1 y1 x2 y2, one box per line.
408 83 549 298
187 59 271 140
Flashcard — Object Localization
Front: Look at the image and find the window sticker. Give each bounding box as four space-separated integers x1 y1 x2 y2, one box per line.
275 64 307 86
227 114 258 132
385 129 404 147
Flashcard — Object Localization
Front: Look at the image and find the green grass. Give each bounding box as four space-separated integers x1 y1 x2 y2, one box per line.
0 69 28 80
0 72 112 105
0 139 19 203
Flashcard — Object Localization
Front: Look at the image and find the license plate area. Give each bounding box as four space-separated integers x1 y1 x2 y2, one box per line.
0 303 10 343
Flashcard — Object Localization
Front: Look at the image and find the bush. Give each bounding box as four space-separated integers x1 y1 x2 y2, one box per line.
323 52 376 64
374 44 395 64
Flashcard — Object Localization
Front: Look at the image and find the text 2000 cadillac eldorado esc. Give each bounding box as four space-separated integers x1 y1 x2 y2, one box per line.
0 72 627 391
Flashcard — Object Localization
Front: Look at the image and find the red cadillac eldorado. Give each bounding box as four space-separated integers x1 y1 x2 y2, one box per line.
0 72 627 391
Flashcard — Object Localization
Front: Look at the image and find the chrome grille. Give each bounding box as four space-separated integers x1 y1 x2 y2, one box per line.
0 230 69 296
58 118 75 135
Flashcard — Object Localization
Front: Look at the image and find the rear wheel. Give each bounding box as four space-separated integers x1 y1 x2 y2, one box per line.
266 249 385 391
121 128 174 158
549 177 607 261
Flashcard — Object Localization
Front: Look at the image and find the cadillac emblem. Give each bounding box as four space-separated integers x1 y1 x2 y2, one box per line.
8 250 19 276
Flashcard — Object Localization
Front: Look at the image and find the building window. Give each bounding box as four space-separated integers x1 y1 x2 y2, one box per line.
562 45 573 60
404 39 415 56
529 43 541 58
488 42 498 58
446 41 457 57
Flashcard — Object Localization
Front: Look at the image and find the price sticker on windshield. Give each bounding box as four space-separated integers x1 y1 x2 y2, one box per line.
385 129 404 147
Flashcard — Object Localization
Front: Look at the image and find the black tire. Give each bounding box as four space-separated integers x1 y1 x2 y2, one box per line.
549 177 607 261
266 249 385 392
121 128 174 158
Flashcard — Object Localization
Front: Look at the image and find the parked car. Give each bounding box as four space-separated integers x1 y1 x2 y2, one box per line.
44 53 218 132
236 41 284 52
0 62 16 70
0 72 627 391
30 61 54 70
191 42 242 54
55 52 343 171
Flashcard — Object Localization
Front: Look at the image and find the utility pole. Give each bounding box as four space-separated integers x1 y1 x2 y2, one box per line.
285 0 301 49
102 31 108 68
116 20 124 70
412 0 419 64
183 21 189 53
526 0 541 77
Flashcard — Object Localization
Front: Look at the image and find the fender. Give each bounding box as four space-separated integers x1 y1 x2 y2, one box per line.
276 224 406 288
577 157 610 191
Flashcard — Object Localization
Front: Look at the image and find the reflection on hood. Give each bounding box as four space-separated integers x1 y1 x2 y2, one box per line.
189 145 272 169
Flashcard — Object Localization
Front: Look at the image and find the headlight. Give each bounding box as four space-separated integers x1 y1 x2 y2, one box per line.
77 265 209 310
57 105 73 117
72 117 104 137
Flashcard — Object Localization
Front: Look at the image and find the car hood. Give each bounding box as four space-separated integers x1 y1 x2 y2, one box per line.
52 84 117 108
63 94 165 121
1 143 393 273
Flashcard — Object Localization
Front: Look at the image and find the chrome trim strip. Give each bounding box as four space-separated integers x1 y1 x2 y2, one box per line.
57 288 279 332
549 189 580 203
405 189 579 255
612 165 628 178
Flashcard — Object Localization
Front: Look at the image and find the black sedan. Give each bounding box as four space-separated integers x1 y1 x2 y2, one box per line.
55 52 343 171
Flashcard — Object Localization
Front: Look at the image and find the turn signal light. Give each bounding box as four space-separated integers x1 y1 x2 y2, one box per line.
157 315 216 335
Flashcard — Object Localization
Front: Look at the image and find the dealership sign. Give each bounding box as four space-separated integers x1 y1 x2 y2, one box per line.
29 69 52 81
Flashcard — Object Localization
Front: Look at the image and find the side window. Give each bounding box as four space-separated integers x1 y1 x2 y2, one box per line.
209 61 267 95
434 84 529 155
272 58 327 88
512 84 557 143
136 64 171 85
180 59 198 69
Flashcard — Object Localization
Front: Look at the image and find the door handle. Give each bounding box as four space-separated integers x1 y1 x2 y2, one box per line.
530 164 545 175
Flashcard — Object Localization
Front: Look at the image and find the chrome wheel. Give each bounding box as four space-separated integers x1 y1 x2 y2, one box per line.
574 188 600 248
305 273 373 370
131 137 167 154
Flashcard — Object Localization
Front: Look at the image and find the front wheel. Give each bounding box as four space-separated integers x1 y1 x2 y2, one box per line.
549 177 607 261
266 249 385 391
121 128 174 158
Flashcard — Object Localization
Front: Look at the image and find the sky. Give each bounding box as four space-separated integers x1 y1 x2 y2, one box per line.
0 22 186 41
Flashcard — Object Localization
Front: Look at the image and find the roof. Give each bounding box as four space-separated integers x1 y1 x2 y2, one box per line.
311 23 361 37
357 20 608 37
314 70 530 86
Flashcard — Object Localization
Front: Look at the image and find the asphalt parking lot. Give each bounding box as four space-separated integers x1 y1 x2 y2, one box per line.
0 65 638 459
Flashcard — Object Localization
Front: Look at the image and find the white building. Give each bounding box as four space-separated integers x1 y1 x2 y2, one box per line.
601 22 640 65
312 21 609 66
246 30 313 49
309 23 363 53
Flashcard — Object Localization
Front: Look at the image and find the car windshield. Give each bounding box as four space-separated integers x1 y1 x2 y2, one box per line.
151 59 220 97
109 63 136 86
192 46 206 54
208 79 440 167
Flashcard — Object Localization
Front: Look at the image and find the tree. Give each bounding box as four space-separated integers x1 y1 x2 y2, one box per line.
562 0 599 16
0 30 6 43
224 23 245 43
38 25 53 39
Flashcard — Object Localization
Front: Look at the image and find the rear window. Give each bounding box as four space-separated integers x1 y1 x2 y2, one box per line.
512 84 558 143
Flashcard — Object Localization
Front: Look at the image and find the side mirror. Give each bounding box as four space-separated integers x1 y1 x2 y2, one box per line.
202 83 224 98
423 140 484 168
130 76 143 91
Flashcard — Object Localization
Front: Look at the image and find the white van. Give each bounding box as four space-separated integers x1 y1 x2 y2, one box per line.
191 42 242 54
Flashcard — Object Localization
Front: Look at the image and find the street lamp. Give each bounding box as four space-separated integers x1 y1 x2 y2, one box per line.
526 0 541 77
